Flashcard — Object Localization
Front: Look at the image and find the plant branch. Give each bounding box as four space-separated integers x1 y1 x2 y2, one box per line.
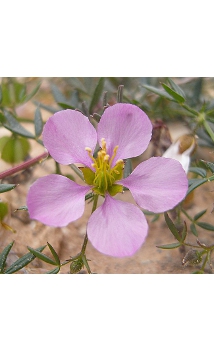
0 151 49 180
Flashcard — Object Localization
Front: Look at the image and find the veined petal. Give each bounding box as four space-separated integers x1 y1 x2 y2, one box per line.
43 109 97 167
119 157 188 213
97 103 152 166
27 174 90 227
87 195 148 257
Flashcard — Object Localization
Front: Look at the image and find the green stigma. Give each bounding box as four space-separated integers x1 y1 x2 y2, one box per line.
82 138 124 196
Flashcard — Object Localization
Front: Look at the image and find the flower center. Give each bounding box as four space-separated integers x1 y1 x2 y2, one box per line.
82 138 124 196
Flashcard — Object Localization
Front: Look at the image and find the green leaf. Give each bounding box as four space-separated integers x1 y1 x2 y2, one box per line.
27 246 57 265
181 222 187 242
51 83 67 103
4 245 46 274
142 84 175 101
0 241 14 273
187 178 208 195
13 81 26 103
0 202 8 220
89 77 105 114
33 101 59 114
190 223 198 236
1 136 30 163
57 102 75 110
156 242 181 249
47 267 60 274
194 209 207 221
34 107 43 138
164 212 181 242
197 222 214 231
2 110 35 139
47 242 60 265
188 167 207 178
168 78 186 99
0 184 16 193
21 81 41 103
161 83 185 103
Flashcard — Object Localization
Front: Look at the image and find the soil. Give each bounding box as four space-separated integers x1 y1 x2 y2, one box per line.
1 92 214 274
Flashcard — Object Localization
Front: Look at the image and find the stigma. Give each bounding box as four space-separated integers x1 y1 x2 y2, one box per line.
84 138 124 196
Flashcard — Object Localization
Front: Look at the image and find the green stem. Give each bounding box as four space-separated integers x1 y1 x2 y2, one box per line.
181 208 193 222
81 194 98 255
181 103 199 117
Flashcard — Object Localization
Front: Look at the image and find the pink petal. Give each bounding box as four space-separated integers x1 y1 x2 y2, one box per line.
97 103 152 166
119 157 188 213
43 109 97 167
27 174 90 227
87 195 148 257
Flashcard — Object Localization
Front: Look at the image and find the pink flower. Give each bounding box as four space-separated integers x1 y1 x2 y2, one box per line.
27 104 188 257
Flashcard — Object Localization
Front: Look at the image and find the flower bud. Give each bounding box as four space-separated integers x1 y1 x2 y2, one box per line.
182 249 202 266
70 258 84 274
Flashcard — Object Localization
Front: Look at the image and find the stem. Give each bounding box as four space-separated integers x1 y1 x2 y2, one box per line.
181 103 198 117
80 194 99 273
0 151 49 180
181 208 193 222
81 194 98 255
69 164 84 181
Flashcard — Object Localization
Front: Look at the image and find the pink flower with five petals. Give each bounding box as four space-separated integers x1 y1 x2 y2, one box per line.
27 103 188 257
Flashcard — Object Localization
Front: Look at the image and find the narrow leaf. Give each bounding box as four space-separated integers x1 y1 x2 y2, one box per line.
89 77 105 114
197 222 214 231
168 78 186 99
190 223 198 236
0 184 16 193
181 222 187 242
51 83 67 103
156 242 181 249
188 167 207 178
161 83 185 103
2 110 35 139
47 242 60 265
142 84 175 101
194 209 207 221
5 245 46 274
33 101 59 114
34 107 43 138
164 212 181 242
57 102 75 110
187 178 208 195
47 267 60 274
27 247 57 265
21 82 41 103
0 241 14 272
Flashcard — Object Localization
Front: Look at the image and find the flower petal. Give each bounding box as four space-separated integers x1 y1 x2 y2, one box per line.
87 195 148 257
43 110 97 167
119 157 188 213
97 103 152 166
27 174 90 227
